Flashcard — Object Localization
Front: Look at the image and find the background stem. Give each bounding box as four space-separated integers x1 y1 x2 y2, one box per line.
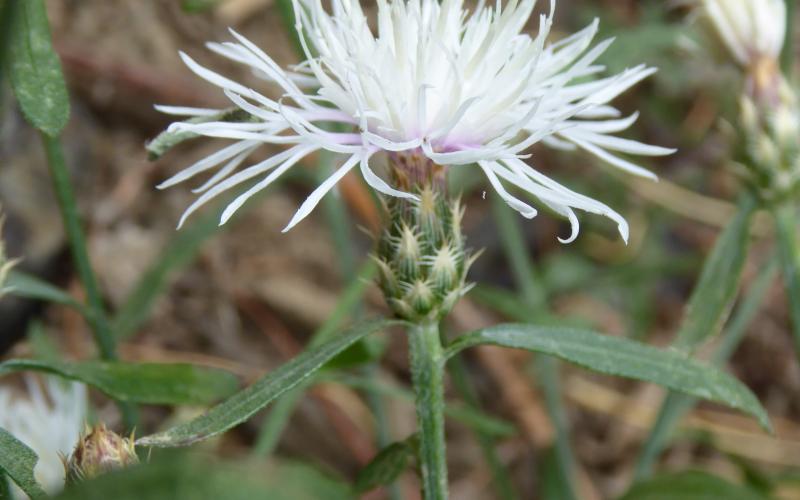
41 134 116 360
773 203 800 354
41 133 137 427
783 0 796 76
409 320 448 500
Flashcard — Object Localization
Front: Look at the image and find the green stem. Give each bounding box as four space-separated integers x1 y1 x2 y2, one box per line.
490 194 546 309
783 0 796 76
41 134 116 360
491 194 577 500
363 363 403 500
408 320 448 500
41 133 137 427
41 134 117 360
448 355 517 500
773 203 800 353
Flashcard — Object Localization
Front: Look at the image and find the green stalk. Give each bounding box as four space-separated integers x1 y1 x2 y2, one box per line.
490 195 546 310
774 203 800 353
491 195 577 500
363 363 403 500
448 355 517 500
41 133 137 427
317 159 356 281
409 320 448 500
42 134 116 359
783 0 796 76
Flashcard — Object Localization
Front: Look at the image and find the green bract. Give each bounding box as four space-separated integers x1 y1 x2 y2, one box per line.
736 79 800 203
375 156 477 322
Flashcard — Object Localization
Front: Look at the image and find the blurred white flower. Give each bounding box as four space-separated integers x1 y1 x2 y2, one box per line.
0 377 87 499
157 0 672 243
701 0 786 67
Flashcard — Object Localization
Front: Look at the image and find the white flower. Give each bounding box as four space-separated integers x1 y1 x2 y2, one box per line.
701 0 786 67
157 0 673 243
0 377 87 498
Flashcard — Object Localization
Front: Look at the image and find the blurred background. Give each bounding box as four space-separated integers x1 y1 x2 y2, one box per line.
1 0 799 498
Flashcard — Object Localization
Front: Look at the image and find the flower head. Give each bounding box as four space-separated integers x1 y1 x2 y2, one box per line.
65 423 138 484
736 79 800 201
699 0 786 101
0 377 87 498
157 0 672 243
700 0 786 68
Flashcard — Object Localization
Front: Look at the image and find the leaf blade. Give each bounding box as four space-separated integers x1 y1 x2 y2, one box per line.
6 0 70 136
137 318 400 448
0 360 238 405
674 195 756 352
5 271 84 311
445 324 770 430
0 427 47 499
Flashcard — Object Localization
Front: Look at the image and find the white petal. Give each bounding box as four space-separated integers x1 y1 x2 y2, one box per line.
282 153 362 231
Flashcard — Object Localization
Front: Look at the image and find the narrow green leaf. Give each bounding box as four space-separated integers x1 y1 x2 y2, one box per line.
6 0 69 136
0 359 238 405
635 260 778 479
674 194 756 352
137 318 400 448
147 108 254 160
252 260 377 458
620 470 766 500
112 209 223 339
445 325 770 430
0 427 47 499
5 270 84 311
674 195 756 352
355 436 417 494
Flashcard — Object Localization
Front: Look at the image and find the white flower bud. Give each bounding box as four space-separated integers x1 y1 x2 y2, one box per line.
701 0 786 68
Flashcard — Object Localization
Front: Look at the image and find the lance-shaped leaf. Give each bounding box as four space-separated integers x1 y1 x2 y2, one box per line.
445 325 770 430
5 271 85 312
0 360 238 405
634 260 778 479
6 0 70 136
673 194 756 352
137 318 400 448
0 427 47 499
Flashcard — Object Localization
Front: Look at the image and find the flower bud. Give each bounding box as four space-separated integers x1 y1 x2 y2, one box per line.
700 0 786 68
375 154 477 322
736 80 800 202
65 424 138 484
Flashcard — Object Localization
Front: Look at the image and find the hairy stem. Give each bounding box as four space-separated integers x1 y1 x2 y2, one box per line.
409 320 448 500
